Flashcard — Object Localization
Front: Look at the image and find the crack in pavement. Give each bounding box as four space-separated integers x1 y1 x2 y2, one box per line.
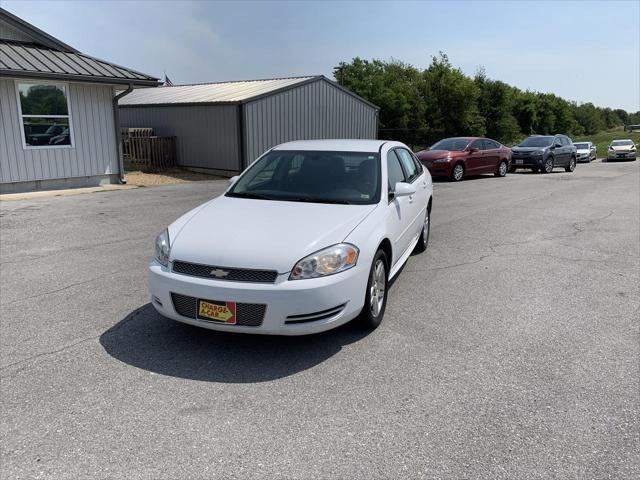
0 268 133 306
0 305 147 378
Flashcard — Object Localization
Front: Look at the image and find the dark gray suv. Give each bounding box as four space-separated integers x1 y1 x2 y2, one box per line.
511 135 577 174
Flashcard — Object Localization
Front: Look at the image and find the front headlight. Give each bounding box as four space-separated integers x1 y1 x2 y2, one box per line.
433 156 451 163
155 228 170 267
289 243 359 280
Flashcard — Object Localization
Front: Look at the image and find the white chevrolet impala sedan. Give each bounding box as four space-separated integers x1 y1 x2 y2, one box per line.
149 140 433 335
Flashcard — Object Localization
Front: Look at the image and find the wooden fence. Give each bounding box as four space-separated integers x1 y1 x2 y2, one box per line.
122 128 177 171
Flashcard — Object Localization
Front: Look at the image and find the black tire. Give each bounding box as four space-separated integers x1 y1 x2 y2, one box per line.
565 156 576 172
355 249 388 330
495 160 508 177
451 162 464 182
542 157 554 174
414 206 431 253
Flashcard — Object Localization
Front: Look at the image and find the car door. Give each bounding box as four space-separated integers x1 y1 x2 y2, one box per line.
552 136 565 165
385 150 414 265
396 147 427 241
481 139 500 173
466 139 485 173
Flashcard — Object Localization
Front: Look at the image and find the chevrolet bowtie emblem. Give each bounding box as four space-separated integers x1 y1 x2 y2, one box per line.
210 268 230 278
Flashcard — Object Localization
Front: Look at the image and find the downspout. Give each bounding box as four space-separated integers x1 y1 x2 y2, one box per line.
113 83 134 184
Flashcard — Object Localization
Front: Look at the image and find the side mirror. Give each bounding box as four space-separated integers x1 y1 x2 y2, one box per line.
468 148 479 154
228 175 239 187
394 182 417 198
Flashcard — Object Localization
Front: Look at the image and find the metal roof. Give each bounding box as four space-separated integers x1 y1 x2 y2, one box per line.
119 76 321 106
0 40 159 86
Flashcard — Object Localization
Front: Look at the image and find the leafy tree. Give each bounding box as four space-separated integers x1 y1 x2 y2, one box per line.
333 53 636 145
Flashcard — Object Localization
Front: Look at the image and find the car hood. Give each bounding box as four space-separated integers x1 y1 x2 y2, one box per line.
610 145 634 151
169 196 378 273
512 146 548 153
416 149 464 160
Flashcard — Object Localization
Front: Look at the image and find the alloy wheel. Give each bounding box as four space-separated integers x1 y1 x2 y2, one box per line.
544 158 554 173
569 158 576 171
423 211 430 248
369 259 386 317
453 164 464 181
499 161 507 176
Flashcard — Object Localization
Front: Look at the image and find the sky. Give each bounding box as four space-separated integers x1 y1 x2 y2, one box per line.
4 0 639 112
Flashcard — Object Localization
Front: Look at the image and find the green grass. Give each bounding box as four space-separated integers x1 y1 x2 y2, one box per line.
574 126 640 158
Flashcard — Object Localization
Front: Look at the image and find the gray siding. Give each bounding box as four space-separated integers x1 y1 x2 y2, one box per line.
243 79 377 163
119 104 240 173
0 78 118 184
0 19 34 42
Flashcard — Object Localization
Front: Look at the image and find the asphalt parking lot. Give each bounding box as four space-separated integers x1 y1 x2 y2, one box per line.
1 160 638 479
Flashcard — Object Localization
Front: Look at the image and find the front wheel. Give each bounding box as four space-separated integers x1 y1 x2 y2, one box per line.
414 206 431 253
565 157 576 172
495 160 508 177
542 157 554 173
355 250 388 330
451 163 464 182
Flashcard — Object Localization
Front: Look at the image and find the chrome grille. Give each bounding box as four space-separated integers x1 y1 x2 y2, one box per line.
170 293 266 327
172 260 278 283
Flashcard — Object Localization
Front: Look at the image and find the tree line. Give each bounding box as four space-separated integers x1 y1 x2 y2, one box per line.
334 53 640 148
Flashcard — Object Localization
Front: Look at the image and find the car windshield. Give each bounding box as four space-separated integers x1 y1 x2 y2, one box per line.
611 140 634 146
430 138 470 151
574 143 589 149
227 150 381 205
519 136 555 147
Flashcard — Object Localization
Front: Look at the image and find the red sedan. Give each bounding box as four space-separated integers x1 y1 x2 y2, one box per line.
416 137 512 181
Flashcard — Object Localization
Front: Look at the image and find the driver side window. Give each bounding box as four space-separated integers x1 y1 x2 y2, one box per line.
387 150 406 196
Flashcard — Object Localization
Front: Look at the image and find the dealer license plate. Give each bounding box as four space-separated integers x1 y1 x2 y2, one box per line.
197 299 237 324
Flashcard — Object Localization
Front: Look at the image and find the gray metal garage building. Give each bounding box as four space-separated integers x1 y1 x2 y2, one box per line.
119 76 379 176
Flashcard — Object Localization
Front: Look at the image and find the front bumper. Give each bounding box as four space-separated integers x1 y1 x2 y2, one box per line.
608 151 636 160
511 155 544 168
148 260 368 335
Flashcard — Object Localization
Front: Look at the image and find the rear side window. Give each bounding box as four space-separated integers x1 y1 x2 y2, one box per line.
485 139 500 149
396 148 419 182
470 139 486 150
387 150 406 192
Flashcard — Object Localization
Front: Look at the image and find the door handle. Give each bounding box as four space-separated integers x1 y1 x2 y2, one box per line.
408 195 414 203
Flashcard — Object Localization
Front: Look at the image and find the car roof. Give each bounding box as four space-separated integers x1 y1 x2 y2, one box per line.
272 139 389 152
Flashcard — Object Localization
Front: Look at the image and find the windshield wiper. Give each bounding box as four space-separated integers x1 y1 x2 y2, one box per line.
286 197 352 205
226 191 275 200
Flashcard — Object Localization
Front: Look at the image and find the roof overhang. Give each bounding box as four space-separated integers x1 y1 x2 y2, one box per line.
0 69 160 87
0 8 77 53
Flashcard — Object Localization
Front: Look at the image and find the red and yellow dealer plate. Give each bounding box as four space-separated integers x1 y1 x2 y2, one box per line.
197 299 237 324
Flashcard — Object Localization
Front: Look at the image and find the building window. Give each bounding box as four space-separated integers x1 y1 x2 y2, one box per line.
16 82 73 148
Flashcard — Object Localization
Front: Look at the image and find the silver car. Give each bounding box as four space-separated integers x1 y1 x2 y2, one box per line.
574 141 597 162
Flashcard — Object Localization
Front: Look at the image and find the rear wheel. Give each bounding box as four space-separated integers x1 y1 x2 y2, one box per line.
495 160 508 177
542 157 554 173
565 156 576 172
356 250 388 330
414 206 431 253
451 163 464 182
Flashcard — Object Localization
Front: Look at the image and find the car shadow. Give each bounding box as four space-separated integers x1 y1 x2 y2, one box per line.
99 304 370 383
